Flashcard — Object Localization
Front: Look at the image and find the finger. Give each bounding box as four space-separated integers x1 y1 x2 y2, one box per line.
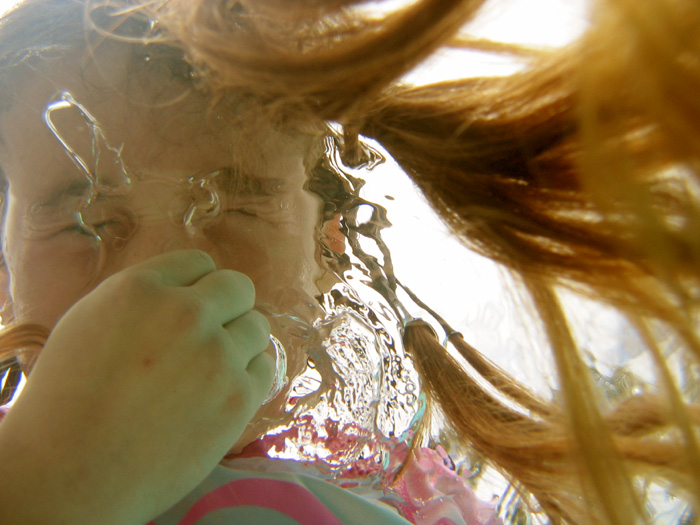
128 249 216 287
246 352 276 403
223 310 271 365
192 270 255 325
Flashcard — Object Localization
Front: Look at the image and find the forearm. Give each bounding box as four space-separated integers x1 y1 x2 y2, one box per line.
0 404 144 525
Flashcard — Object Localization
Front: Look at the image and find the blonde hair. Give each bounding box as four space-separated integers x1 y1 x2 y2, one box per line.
2 0 700 522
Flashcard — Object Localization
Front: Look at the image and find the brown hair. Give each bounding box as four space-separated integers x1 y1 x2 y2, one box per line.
2 0 700 523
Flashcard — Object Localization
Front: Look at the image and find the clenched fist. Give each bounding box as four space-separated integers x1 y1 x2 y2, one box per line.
0 250 274 524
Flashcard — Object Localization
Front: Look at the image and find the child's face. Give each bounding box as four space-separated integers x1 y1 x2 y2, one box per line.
0 47 324 335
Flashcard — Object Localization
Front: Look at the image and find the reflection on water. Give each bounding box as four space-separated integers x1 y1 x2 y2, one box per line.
38 92 425 488
240 134 426 488
13 80 691 525
43 91 679 521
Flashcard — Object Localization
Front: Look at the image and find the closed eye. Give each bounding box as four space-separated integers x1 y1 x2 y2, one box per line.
226 208 258 217
56 207 135 241
64 219 120 237
224 198 294 225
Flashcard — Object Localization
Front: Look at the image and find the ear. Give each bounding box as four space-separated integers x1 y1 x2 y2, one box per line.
316 213 346 294
321 213 346 255
0 183 12 326
0 255 13 325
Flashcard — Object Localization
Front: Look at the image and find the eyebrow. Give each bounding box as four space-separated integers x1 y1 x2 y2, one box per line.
32 169 291 212
211 168 290 197
34 179 92 209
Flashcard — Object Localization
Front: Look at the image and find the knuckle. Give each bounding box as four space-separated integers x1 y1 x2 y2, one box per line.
233 311 270 352
248 311 271 341
207 330 230 357
261 358 277 394
193 249 216 268
200 333 235 380
220 269 255 303
173 293 209 326
106 268 159 298
252 352 276 382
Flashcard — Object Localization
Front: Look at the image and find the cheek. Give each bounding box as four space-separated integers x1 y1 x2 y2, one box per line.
3 196 118 328
208 214 320 305
6 237 99 328
5 220 196 329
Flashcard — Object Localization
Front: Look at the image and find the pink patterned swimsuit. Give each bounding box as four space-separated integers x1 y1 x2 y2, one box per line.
0 406 501 524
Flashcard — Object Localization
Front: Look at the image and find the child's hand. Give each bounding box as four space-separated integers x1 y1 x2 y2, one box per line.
0 249 274 524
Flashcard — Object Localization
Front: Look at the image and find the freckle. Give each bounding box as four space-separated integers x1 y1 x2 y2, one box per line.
142 358 153 368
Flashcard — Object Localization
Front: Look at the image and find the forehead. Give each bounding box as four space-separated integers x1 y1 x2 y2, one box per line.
0 43 312 200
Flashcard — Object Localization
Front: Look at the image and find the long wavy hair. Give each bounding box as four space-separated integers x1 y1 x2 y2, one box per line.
1 0 700 523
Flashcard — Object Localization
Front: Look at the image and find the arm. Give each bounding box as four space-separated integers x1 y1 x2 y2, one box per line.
0 250 274 524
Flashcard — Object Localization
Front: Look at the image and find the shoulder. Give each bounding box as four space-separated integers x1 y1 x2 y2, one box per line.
150 464 412 525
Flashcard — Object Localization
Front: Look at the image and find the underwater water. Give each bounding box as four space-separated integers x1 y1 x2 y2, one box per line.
29 90 424 493
0 0 693 521
0 86 685 524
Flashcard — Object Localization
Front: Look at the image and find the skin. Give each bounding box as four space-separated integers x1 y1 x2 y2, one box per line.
0 47 322 330
0 250 275 524
1 43 325 438
0 43 327 522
